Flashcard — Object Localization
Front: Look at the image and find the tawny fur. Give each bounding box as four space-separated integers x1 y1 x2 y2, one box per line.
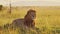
12 9 36 28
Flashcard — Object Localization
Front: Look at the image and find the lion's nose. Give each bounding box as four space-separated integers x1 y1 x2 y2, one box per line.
33 16 34 17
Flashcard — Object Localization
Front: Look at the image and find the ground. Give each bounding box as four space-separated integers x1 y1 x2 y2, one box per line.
0 6 60 34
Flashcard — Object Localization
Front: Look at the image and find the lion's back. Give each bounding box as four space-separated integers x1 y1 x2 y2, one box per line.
12 18 24 27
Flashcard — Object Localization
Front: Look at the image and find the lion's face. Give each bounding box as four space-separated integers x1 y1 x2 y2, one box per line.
28 10 36 20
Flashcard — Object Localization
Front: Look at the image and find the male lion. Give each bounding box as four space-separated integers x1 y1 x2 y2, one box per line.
12 9 36 28
24 9 36 27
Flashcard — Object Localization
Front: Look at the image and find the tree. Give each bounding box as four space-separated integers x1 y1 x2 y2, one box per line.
0 5 3 10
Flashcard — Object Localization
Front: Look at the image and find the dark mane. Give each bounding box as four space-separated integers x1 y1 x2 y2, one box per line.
24 9 36 27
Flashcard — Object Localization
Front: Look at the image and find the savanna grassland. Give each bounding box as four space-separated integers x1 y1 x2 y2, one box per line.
0 6 60 34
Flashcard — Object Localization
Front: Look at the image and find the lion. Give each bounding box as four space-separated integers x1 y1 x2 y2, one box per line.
11 9 36 28
24 9 36 27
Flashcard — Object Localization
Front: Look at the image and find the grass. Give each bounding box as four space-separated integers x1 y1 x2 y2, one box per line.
0 6 60 34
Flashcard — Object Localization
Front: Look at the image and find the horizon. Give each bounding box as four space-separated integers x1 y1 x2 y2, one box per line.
0 0 60 6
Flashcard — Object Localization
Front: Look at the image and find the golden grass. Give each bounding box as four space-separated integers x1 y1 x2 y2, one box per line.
0 6 60 34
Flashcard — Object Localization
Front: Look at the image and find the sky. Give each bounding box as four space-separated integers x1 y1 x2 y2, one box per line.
0 0 60 6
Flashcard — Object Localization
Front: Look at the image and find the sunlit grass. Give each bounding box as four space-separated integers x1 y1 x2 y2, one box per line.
0 6 60 34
